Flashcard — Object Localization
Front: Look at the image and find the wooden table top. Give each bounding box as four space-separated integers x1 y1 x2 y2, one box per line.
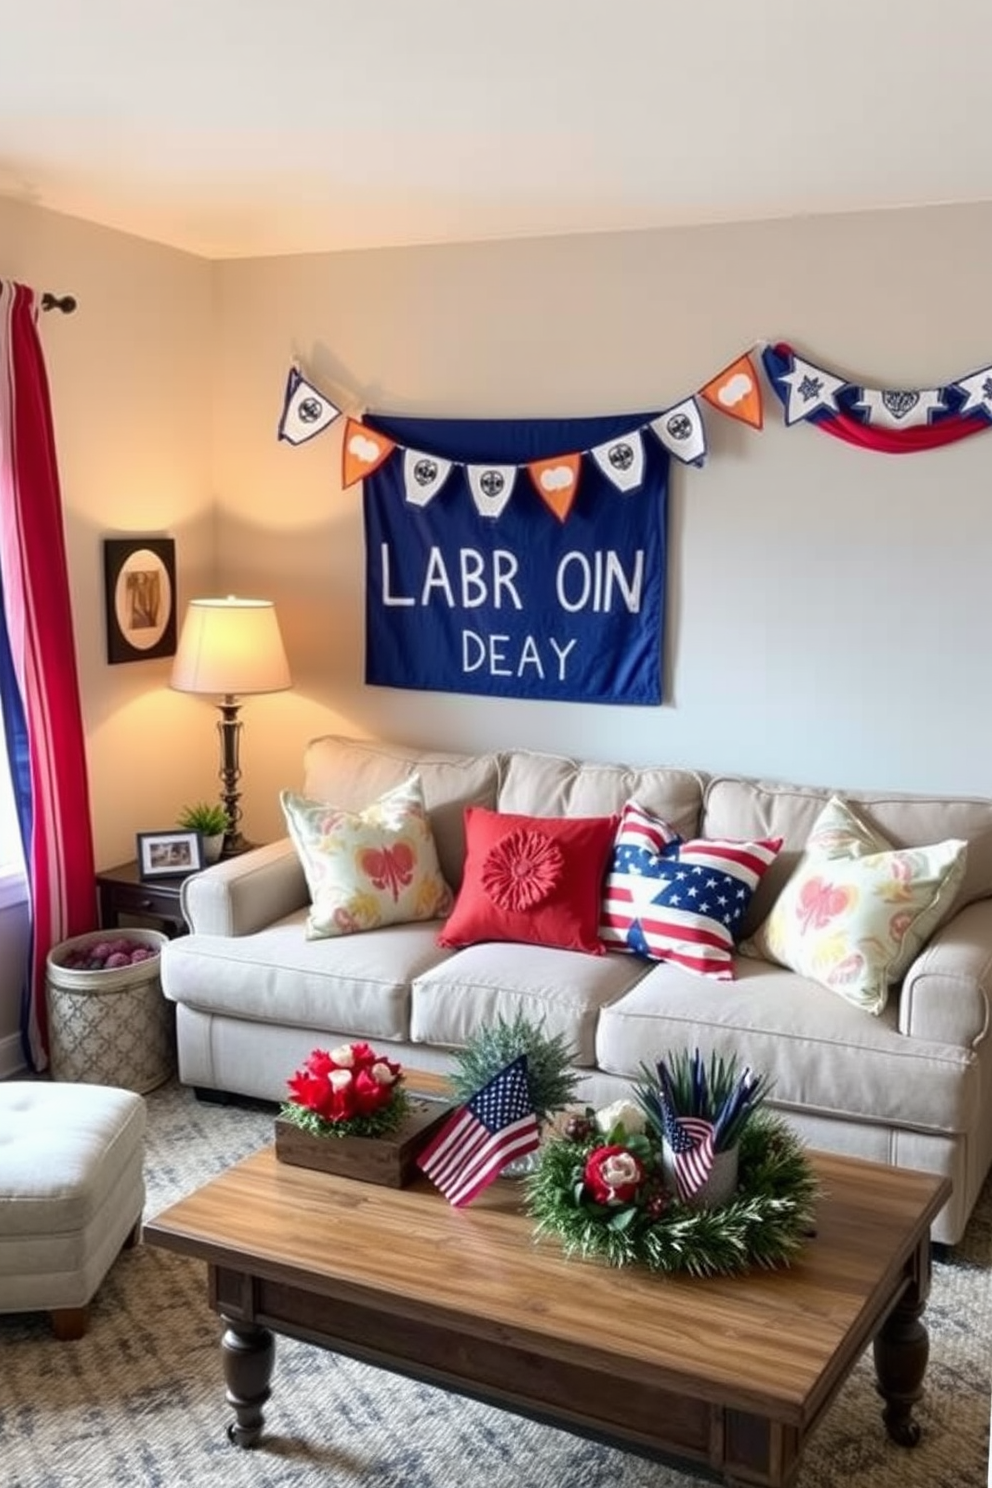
145 1143 949 1428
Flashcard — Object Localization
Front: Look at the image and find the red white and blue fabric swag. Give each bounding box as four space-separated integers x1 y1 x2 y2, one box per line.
360 411 670 705
762 342 992 453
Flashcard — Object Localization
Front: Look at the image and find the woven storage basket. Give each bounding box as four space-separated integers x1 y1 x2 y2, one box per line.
46 928 174 1093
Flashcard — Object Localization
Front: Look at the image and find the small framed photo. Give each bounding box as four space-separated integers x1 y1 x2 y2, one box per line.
104 536 177 665
136 829 204 880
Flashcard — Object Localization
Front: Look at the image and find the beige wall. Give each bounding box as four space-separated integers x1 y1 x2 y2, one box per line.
4 194 992 1064
214 202 992 843
0 197 215 872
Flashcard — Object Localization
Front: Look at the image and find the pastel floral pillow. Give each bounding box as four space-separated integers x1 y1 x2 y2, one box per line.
741 796 967 1014
281 775 453 940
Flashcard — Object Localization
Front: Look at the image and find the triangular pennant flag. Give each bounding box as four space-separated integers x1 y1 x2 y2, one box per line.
527 452 581 522
649 398 707 465
767 349 850 426
342 419 396 488
700 354 763 430
466 463 517 518
277 366 342 445
589 430 645 492
403 448 454 506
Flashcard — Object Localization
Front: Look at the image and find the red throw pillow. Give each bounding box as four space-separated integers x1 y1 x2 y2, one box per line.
439 807 620 955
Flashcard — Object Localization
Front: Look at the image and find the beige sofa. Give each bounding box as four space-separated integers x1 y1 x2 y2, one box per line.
160 735 992 1244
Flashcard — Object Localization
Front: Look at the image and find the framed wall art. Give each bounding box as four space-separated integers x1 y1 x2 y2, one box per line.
136 829 204 880
103 536 177 664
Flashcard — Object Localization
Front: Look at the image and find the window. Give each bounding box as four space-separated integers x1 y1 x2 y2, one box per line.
0 700 26 907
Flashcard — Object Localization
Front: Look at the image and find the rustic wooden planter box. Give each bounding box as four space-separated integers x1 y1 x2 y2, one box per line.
274 1098 454 1188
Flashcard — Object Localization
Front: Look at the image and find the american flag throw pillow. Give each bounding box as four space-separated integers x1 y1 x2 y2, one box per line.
600 800 782 979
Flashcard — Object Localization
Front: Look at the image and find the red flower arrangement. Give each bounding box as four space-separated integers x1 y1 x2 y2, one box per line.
281 1042 409 1140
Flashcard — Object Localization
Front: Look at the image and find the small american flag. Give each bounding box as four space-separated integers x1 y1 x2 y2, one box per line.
661 1103 716 1202
417 1054 540 1207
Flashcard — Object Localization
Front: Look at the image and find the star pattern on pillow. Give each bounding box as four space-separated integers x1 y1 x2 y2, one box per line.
601 801 782 979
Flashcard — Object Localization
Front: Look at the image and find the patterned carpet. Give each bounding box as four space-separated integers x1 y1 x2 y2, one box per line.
1 1078 989 1488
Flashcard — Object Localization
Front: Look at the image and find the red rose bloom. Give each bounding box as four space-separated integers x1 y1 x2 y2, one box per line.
286 1043 402 1123
583 1144 646 1205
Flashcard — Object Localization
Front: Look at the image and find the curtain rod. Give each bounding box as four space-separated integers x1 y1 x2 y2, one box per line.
41 292 77 314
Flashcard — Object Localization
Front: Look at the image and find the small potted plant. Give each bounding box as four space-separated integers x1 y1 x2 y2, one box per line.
176 801 229 863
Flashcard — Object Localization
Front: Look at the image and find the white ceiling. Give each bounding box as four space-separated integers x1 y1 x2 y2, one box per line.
3 1 992 261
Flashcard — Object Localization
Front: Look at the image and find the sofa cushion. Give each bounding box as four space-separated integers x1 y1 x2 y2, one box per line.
438 807 618 955
302 735 500 888
599 799 782 979
411 941 650 1066
497 749 704 838
702 775 992 933
281 775 452 940
161 913 452 1044
741 796 967 1014
595 955 978 1136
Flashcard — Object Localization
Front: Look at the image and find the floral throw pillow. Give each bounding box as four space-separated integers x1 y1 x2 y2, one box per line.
600 799 783 980
740 795 968 1014
281 775 453 940
438 807 619 955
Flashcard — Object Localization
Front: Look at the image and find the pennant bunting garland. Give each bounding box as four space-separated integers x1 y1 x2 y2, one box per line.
403 448 453 506
762 342 991 453
277 366 342 445
527 452 581 522
700 353 764 430
649 398 707 466
342 417 396 487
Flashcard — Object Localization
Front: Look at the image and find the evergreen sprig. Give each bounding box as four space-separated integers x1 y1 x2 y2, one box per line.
526 1113 818 1276
278 1087 411 1141
449 1010 580 1122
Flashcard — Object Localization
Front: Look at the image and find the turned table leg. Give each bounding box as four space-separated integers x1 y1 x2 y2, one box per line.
221 1316 275 1448
872 1239 932 1447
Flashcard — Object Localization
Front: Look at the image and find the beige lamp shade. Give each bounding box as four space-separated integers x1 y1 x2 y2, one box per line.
171 597 291 697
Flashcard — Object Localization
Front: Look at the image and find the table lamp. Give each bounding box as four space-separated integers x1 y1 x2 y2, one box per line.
170 596 291 857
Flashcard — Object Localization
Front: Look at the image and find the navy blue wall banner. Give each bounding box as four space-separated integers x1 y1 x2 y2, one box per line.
362 411 669 706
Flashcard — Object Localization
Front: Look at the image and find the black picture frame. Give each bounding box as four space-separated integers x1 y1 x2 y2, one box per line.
136 829 204 880
103 536 177 664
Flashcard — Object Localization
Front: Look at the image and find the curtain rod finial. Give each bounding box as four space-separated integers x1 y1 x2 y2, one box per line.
40 292 77 314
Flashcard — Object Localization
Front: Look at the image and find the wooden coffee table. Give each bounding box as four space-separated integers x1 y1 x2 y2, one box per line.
144 1144 949 1488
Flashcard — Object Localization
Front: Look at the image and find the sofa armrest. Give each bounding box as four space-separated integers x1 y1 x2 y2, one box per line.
180 839 307 937
898 897 992 1048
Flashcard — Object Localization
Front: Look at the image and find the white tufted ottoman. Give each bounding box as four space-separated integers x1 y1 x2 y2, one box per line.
0 1081 146 1338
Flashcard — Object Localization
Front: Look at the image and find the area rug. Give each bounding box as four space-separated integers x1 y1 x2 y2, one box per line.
1 1079 989 1488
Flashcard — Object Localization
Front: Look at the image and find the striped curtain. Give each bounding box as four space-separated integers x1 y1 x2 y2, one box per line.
0 281 96 1069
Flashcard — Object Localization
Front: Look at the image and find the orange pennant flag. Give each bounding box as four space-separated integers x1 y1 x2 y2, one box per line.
700 353 764 430
527 453 582 522
341 418 397 488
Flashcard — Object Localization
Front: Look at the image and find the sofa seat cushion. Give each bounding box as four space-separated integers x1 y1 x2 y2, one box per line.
161 913 452 1044
411 942 650 1067
703 775 992 934
497 750 704 838
595 955 978 1136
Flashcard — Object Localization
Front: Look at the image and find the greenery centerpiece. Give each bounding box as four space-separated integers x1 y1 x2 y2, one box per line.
450 1010 580 1124
526 1047 818 1276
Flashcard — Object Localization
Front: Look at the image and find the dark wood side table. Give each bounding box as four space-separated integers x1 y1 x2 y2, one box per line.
95 860 192 939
